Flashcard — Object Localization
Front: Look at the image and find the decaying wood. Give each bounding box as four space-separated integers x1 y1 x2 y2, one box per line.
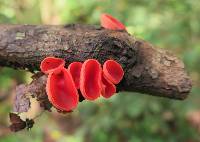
0 24 192 100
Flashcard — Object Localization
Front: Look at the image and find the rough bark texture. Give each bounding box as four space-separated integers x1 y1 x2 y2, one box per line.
0 24 192 100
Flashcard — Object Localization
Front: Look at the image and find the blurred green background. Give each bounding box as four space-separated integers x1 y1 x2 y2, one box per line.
0 0 200 142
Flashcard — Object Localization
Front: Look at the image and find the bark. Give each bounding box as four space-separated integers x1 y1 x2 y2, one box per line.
0 24 192 100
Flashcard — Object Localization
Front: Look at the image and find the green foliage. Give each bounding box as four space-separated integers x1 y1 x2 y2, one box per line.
0 0 200 141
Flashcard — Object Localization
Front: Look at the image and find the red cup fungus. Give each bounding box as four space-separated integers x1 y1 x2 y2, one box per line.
40 56 124 111
103 60 124 84
101 75 116 98
80 59 102 100
100 13 126 30
46 68 79 111
68 62 83 89
40 57 65 74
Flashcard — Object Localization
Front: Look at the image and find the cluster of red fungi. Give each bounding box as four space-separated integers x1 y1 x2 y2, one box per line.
40 13 126 111
40 58 124 111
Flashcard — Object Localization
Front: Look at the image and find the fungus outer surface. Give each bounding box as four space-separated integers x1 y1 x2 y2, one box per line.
101 75 116 98
103 60 124 84
68 62 83 89
100 13 126 30
46 68 79 111
80 59 102 100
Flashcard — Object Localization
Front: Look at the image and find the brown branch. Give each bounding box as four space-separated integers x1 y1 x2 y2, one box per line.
0 24 192 100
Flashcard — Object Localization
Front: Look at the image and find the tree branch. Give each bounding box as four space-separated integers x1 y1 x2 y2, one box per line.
0 24 192 100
